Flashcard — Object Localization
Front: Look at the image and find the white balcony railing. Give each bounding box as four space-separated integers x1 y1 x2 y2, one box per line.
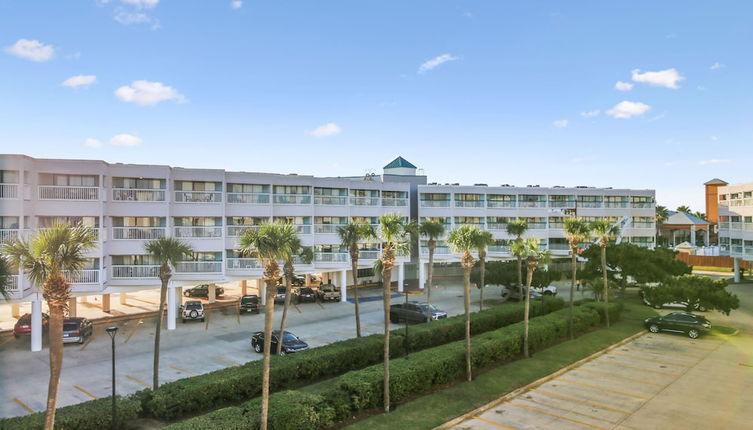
518 201 547 208
226 225 260 237
175 261 222 273
731 222 743 230
549 201 576 208
227 192 270 204
314 196 348 205
731 245 744 255
112 227 166 240
0 183 19 199
226 258 263 270
63 269 100 284
487 201 516 208
526 223 548 229
174 226 223 238
604 202 629 208
382 198 408 207
174 191 222 203
294 225 312 235
718 200 729 207
315 224 346 234
454 200 485 208
6 275 19 292
420 200 450 208
718 223 730 231
112 265 160 279
0 229 20 242
350 197 379 206
273 194 311 205
315 252 349 263
578 202 603 208
631 223 656 229
39 185 99 201
730 200 743 207
358 250 380 260
486 223 508 231
630 202 654 208
744 224 753 232
420 247 453 257
112 188 166 202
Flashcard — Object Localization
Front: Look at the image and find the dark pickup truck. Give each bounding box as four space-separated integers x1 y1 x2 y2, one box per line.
239 295 260 314
389 302 448 324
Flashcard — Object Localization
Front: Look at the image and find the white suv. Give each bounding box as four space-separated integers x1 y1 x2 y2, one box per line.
182 300 205 323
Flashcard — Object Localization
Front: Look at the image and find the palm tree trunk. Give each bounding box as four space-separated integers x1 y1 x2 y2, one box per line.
277 266 293 355
517 255 523 288
569 249 577 340
44 303 65 430
382 260 393 413
153 273 169 389
426 242 435 323
463 262 472 381
479 257 486 312
524 264 533 358
351 257 362 337
260 273 277 430
601 245 610 328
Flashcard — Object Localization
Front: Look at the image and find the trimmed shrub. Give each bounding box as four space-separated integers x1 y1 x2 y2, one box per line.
0 396 141 430
580 301 624 324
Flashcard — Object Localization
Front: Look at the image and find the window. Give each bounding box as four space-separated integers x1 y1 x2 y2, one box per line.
383 190 407 199
314 187 347 196
0 216 19 229
454 217 483 226
0 170 19 183
112 255 159 265
113 217 165 227
274 185 310 195
420 193 449 201
52 174 97 187
357 268 374 278
351 216 379 225
174 217 222 226
350 189 379 197
39 216 98 228
227 217 266 226
227 183 268 193
112 177 165 189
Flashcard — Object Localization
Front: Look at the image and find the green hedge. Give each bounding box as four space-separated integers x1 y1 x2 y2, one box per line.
581 301 624 324
168 303 616 429
0 396 141 430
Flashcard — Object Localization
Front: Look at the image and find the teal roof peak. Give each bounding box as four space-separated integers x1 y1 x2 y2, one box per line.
384 156 417 169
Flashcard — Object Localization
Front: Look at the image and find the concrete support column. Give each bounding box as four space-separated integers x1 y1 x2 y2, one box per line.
11 303 21 319
175 287 182 310
167 286 177 330
339 269 347 302
102 294 111 313
305 274 311 287
691 225 697 246
397 263 405 292
119 292 127 305
31 299 42 352
208 284 216 304
241 280 248 296
734 258 741 283
418 260 426 290
705 229 710 247
68 298 77 317
258 279 266 305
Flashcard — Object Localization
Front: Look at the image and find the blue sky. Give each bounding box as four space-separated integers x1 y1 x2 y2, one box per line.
1 1 751 212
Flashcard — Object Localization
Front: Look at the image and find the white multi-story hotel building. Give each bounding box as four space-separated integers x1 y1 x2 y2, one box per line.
1 154 655 350
717 181 753 278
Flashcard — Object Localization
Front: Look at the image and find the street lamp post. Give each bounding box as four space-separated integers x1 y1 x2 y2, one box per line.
106 326 119 429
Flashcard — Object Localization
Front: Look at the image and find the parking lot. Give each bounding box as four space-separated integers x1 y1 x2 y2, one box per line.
0 283 503 418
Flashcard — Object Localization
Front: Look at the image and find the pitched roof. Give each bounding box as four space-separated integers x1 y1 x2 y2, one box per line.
704 178 728 185
384 156 417 169
666 211 710 225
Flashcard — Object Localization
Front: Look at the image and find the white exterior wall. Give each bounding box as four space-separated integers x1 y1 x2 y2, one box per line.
717 182 753 262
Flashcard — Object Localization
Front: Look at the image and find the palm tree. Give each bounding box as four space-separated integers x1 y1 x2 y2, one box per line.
511 238 542 358
563 217 592 339
3 224 97 430
144 237 193 389
337 222 376 337
590 220 620 328
0 256 10 301
239 222 298 430
277 235 309 355
447 224 485 382
656 205 669 246
475 230 494 312
419 219 446 322
377 213 410 413
676 205 691 213
506 219 529 296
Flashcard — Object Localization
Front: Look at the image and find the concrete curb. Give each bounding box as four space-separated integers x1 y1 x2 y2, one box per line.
434 329 648 430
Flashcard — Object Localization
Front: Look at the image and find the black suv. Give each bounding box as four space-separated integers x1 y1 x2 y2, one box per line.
296 287 317 303
184 284 224 299
63 317 94 344
390 302 448 324
239 295 260 314
644 312 711 339
251 330 309 355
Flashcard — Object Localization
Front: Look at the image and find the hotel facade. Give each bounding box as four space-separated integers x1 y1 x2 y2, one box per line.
716 181 753 277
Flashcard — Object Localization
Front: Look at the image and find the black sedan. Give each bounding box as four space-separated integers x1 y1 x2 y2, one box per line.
251 330 309 355
184 284 224 299
296 287 317 303
644 312 711 339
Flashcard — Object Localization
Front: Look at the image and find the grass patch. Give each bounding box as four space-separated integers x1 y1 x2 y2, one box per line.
693 266 733 273
344 297 656 430
710 325 738 336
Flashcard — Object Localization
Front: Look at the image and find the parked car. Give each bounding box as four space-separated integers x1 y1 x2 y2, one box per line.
239 295 260 314
296 287 317 303
644 312 711 339
390 302 448 324
181 300 205 323
276 275 306 287
250 330 309 355
532 285 558 296
274 286 294 304
13 313 49 338
500 285 544 302
317 283 341 302
62 317 93 344
183 284 224 299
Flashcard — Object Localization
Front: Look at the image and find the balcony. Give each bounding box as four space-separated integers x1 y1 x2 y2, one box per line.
174 191 222 203
745 198 753 207
604 202 629 208
420 200 450 208
487 201 516 208
718 222 730 231
315 224 345 234
226 258 262 270
0 183 19 199
227 225 260 237
488 245 510 254
420 247 452 257
112 227 166 240
112 265 160 279
112 188 165 202
175 261 222 273
632 222 656 229
63 269 100 284
518 201 546 208
382 197 409 207
730 200 744 207
731 222 743 231
526 222 548 229
39 227 100 242
548 243 570 251
630 202 654 209
293 225 312 235
454 200 485 208
359 250 380 260
314 252 349 263
578 202 603 208
350 197 379 206
6 275 19 293
174 226 222 239
549 201 576 209
744 224 753 232
0 229 20 242
39 185 99 201
227 192 270 204
487 223 508 231
314 196 348 205
731 245 744 255
273 194 311 205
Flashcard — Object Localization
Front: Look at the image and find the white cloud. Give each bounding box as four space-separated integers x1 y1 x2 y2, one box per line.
615 81 633 91
114 9 159 28
631 68 684 89
114 80 186 105
120 0 159 8
418 54 458 74
698 159 729 165
308 123 342 138
606 101 651 119
110 134 143 147
84 138 102 148
580 110 600 118
710 62 725 70
5 39 54 62
231 1 243 9
553 119 568 128
62 75 97 88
